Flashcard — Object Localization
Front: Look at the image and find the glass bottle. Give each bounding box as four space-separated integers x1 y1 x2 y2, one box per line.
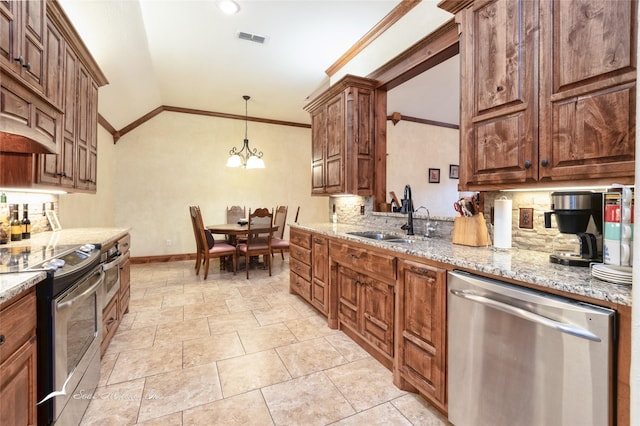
21 204 31 239
10 204 22 241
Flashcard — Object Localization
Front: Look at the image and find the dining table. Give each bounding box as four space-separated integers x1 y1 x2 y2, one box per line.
206 223 278 246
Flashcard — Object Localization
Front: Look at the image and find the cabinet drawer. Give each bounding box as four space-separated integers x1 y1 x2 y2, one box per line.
290 245 311 266
290 271 311 301
118 233 131 254
290 257 311 281
101 295 119 356
330 242 396 282
290 228 311 250
0 289 36 365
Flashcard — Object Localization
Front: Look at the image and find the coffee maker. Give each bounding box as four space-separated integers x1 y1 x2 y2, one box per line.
544 191 603 266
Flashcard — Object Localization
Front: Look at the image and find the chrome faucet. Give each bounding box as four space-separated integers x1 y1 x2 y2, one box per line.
400 184 414 235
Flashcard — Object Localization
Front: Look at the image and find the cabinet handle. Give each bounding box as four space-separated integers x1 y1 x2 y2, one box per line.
496 85 504 92
350 254 361 260
13 56 24 65
409 265 431 274
22 62 31 71
0 334 5 345
524 160 531 169
313 238 323 244
541 158 549 167
106 317 116 326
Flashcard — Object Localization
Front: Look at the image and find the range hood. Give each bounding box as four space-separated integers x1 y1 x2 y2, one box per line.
0 131 57 154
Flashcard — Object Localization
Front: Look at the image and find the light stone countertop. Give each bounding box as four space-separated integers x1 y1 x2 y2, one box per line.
0 228 130 305
293 222 632 307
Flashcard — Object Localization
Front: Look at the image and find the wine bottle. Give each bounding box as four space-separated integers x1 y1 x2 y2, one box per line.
22 204 31 239
10 204 22 241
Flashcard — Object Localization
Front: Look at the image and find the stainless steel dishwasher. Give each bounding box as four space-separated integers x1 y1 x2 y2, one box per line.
447 270 615 426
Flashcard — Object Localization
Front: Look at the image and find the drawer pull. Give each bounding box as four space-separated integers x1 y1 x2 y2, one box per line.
313 238 323 244
0 334 5 345
350 254 361 260
410 265 431 275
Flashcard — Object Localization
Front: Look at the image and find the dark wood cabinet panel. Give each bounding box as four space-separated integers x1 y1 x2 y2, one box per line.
289 229 329 316
395 259 447 412
453 0 636 189
305 75 376 196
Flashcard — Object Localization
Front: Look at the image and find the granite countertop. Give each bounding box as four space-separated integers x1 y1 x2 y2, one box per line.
293 222 632 307
0 227 130 305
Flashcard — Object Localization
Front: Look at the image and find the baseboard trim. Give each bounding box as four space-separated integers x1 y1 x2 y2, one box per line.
131 254 196 264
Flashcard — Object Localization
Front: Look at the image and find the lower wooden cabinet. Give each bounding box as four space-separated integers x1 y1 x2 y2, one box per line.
336 264 395 360
101 233 131 357
394 259 447 411
289 229 330 316
101 292 119 356
0 287 38 426
311 235 329 313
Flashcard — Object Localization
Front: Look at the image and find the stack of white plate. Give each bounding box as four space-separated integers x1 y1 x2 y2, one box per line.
591 263 632 285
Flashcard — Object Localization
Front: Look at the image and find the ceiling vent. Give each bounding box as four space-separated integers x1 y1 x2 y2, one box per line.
237 31 266 44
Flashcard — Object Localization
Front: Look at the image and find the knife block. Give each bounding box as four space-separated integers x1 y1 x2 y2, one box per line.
452 213 491 246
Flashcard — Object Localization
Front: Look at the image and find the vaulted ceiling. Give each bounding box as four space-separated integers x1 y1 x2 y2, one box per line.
57 0 458 131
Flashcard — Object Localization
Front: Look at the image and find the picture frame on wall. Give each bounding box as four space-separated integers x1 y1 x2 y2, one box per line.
429 168 440 183
449 164 459 179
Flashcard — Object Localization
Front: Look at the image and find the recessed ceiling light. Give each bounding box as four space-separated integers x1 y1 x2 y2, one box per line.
217 0 240 15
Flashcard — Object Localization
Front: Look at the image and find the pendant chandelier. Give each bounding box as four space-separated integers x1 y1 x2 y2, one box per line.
226 95 265 169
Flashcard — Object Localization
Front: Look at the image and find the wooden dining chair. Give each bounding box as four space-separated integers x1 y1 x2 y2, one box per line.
237 208 273 279
227 205 246 244
189 206 237 280
271 205 289 260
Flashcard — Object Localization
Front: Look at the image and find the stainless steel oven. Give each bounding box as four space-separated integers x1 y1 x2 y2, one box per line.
33 244 103 425
101 242 123 308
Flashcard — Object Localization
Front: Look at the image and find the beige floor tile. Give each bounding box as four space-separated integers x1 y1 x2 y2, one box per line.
107 342 182 384
237 323 298 353
161 292 204 308
104 325 157 355
79 378 145 426
118 311 136 331
182 301 229 321
131 306 184 329
253 304 302 326
285 314 337 341
261 372 355 425
129 294 164 312
183 389 273 426
154 317 211 343
146 283 184 298
201 285 243 302
391 394 450 425
236 283 279 298
183 332 245 367
138 363 223 422
326 358 406 412
276 337 347 377
225 295 270 312
217 349 291 397
97 352 118 387
325 332 371 362
332 402 413 425
135 412 183 426
207 310 260 334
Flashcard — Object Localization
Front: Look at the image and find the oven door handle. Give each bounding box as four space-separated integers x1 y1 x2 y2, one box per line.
102 252 123 271
57 268 105 311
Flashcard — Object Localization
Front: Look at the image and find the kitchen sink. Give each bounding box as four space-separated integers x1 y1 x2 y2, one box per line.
347 231 413 243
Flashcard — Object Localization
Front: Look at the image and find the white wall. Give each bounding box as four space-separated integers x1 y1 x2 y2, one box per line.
109 111 327 257
386 121 459 217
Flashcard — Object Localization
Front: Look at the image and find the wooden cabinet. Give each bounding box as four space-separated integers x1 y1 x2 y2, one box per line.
331 240 396 366
0 0 46 95
394 259 447 412
100 292 118 356
289 229 330 316
0 287 37 426
311 235 329 314
38 41 99 191
448 0 636 190
118 234 131 317
304 75 376 196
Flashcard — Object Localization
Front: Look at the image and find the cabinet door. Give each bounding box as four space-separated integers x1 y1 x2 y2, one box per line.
0 338 37 426
397 259 447 408
337 265 360 330
0 1 18 69
349 86 375 194
361 276 394 357
44 17 64 108
538 0 636 181
325 93 345 194
459 0 538 187
311 235 328 313
311 108 326 194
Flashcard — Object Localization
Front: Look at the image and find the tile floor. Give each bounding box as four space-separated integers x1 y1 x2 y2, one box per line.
80 256 450 425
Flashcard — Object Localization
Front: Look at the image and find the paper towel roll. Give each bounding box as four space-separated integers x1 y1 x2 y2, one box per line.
494 198 512 249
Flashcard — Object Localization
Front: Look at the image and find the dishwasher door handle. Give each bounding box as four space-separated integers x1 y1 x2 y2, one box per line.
449 289 602 342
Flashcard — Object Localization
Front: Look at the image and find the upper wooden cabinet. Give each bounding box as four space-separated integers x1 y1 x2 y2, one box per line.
443 0 636 190
305 75 377 196
0 0 46 95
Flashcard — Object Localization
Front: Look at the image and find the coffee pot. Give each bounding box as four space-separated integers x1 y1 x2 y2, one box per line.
544 191 603 266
